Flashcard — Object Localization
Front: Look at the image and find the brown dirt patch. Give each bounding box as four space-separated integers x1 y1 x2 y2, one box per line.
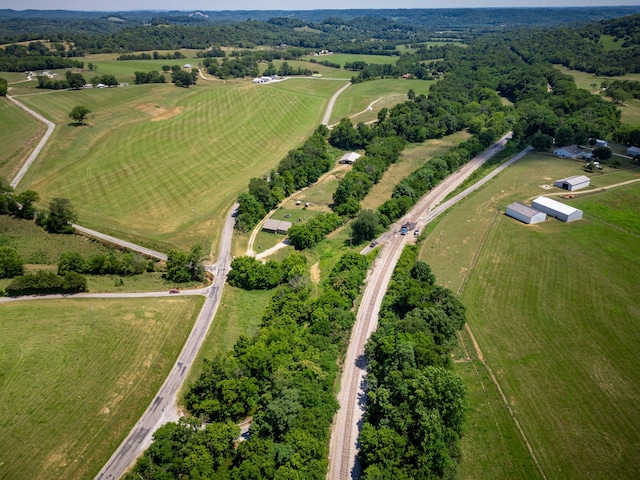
135 103 183 121
310 261 321 284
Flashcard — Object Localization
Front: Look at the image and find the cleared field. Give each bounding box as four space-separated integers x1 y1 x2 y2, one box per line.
16 79 339 254
361 131 470 211
304 53 398 67
418 153 640 478
269 59 353 80
329 78 434 124
0 296 203 480
0 98 43 181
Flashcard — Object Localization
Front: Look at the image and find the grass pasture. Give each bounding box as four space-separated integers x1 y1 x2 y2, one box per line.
418 152 640 478
15 78 339 255
329 78 433 125
303 53 398 68
0 296 203 480
0 97 43 181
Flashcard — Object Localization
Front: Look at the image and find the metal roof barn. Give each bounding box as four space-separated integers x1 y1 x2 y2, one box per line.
554 175 590 191
532 196 583 222
262 219 292 234
505 202 547 224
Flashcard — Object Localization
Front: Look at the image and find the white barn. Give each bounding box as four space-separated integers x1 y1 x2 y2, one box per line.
339 152 361 164
554 175 590 191
505 202 546 224
532 196 583 222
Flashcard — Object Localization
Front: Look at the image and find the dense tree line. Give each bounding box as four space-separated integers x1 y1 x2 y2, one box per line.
235 126 332 232
128 251 372 479
359 246 467 479
117 51 185 61
227 253 307 290
133 70 166 84
165 245 206 283
286 213 343 250
5 270 87 296
58 250 153 277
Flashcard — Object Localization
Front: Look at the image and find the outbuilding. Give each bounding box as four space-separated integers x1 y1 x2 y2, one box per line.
627 146 640 157
553 145 584 159
339 152 361 164
532 196 583 222
554 175 590 191
262 219 292 235
505 202 547 224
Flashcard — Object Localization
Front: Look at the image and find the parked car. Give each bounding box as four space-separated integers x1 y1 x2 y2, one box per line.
400 227 408 235
414 229 419 236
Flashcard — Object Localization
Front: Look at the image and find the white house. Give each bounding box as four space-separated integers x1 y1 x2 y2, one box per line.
532 196 583 222
553 175 590 191
505 203 547 224
339 152 361 164
553 145 584 159
626 146 640 157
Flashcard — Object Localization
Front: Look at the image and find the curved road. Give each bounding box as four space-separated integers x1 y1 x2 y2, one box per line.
6 93 55 188
327 134 528 480
95 202 237 480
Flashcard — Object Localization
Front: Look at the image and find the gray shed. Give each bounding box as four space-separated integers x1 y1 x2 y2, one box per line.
554 175 590 191
262 219 292 234
505 202 547 224
531 196 582 222
627 146 640 157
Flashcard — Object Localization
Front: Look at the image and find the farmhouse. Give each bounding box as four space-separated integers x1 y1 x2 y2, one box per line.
626 146 640 157
339 152 361 164
505 202 547 224
532 196 583 222
262 219 292 235
553 145 584 159
554 175 590 191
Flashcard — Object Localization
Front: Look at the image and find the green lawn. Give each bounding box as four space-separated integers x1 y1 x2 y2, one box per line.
0 296 203 480
329 78 434 125
418 152 640 479
302 53 398 67
14 78 339 255
0 97 43 182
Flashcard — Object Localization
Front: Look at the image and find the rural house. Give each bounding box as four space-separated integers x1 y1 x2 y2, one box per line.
553 145 584 159
627 146 640 157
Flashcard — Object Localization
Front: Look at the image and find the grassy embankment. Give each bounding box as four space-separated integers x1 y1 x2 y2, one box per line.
0 97 43 181
0 296 203 480
12 76 340 255
418 153 640 479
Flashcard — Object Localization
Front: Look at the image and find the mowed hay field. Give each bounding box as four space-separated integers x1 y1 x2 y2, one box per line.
15 78 337 254
0 296 203 480
418 154 640 478
0 98 43 181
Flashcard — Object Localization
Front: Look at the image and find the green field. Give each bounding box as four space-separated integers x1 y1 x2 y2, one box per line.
418 153 640 478
0 98 43 181
13 78 342 255
329 78 434 125
302 53 398 67
0 296 203 480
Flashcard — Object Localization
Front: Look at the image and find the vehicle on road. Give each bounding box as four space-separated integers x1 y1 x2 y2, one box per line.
414 229 419 236
400 227 407 235
370 241 378 248
169 289 180 294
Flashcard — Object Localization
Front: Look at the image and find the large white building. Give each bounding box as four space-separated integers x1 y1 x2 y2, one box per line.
505 202 547 224
532 196 583 222
554 175 590 191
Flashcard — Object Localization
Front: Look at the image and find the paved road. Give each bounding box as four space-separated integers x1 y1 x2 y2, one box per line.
327 134 527 480
72 224 168 261
7 94 55 188
94 203 238 480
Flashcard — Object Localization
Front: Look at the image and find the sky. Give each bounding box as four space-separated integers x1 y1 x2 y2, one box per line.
2 0 640 12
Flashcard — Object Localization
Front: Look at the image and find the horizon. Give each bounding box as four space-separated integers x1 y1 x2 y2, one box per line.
2 1 640 13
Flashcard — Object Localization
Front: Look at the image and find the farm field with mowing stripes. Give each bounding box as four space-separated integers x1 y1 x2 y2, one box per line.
0 296 203 480
418 153 640 479
17 79 341 254
302 53 399 67
0 97 43 181
328 78 434 125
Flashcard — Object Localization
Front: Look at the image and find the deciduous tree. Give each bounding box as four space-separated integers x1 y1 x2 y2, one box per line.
69 105 90 125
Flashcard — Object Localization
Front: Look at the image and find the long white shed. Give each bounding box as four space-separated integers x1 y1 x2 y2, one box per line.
554 175 590 191
532 196 583 222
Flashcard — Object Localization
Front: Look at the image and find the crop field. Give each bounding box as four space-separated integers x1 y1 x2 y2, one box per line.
418 153 640 478
0 296 203 480
14 78 341 255
328 78 434 125
0 98 43 181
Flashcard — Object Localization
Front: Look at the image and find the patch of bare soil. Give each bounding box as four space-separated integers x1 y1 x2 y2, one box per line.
310 261 321 284
135 103 183 121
